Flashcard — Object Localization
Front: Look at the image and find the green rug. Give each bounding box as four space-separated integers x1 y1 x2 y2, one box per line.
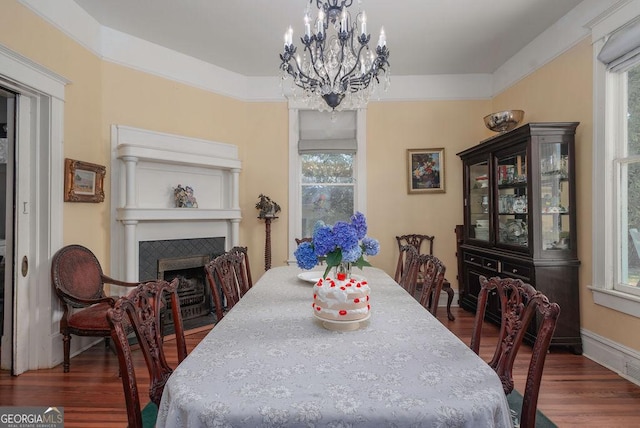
507 390 557 428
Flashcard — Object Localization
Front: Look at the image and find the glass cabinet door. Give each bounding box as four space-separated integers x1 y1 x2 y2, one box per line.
496 150 528 247
540 142 571 251
469 160 490 241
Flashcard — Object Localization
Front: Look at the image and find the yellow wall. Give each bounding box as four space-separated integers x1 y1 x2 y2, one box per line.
241 102 289 274
0 0 107 258
3 1 639 351
366 100 490 277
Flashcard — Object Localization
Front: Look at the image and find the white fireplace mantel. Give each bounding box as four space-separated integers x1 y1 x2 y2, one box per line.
110 125 242 283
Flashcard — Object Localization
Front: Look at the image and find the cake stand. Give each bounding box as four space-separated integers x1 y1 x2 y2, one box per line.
313 312 370 331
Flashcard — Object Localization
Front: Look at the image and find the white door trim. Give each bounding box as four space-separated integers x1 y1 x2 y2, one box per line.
0 43 68 373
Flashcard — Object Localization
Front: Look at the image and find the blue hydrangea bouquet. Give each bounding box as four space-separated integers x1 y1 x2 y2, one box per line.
294 212 380 279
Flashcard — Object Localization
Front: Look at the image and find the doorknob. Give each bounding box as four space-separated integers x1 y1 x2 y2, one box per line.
21 255 28 277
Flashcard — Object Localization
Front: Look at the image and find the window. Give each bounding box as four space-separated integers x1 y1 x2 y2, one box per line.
287 107 367 262
591 7 640 315
301 152 354 237
618 65 640 296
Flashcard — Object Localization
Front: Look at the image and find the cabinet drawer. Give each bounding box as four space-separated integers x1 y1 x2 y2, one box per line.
464 253 482 265
502 262 530 279
464 252 499 272
481 257 499 271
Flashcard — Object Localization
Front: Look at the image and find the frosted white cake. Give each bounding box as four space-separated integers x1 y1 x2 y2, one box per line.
312 276 370 321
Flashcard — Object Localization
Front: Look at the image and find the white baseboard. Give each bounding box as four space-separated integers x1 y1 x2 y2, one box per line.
582 328 640 387
438 290 459 309
428 301 640 388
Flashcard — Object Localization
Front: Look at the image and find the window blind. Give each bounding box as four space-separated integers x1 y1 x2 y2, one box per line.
598 17 640 72
298 110 356 154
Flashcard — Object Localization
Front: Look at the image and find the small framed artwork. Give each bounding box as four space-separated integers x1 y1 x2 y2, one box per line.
64 158 106 202
407 148 445 194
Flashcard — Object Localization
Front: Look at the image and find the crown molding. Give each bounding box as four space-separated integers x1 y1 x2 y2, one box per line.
493 0 625 94
18 0 630 102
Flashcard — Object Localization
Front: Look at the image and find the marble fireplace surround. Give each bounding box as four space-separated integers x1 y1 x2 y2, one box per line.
109 125 242 286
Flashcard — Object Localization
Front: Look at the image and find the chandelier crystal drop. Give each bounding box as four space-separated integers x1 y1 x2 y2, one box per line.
279 0 390 111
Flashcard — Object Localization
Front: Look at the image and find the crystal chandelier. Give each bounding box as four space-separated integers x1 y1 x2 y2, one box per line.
279 0 390 111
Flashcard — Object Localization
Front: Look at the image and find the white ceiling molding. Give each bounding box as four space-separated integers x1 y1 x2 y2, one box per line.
17 0 628 102
19 0 102 59
590 0 640 42
100 26 249 101
493 0 625 94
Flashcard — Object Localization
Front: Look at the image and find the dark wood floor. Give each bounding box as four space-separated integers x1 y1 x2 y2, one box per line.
2 307 640 427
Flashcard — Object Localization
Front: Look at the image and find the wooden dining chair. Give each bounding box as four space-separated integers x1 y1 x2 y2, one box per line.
229 246 252 297
204 252 243 321
397 245 420 294
395 234 456 320
470 275 560 428
51 244 140 372
107 278 185 428
415 254 446 317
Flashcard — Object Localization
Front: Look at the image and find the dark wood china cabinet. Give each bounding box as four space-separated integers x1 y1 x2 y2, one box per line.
457 122 582 354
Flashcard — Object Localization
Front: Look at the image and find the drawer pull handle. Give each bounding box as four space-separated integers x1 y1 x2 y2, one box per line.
486 262 491 267
512 269 518 273
470 257 475 262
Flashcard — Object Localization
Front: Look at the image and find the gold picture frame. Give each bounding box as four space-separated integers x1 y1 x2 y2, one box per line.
407 148 445 194
64 158 106 202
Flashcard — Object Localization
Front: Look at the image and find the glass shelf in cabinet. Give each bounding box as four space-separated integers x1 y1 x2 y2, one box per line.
541 210 569 214
498 182 527 189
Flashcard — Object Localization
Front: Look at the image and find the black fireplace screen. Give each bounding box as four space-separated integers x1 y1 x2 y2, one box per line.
139 237 225 328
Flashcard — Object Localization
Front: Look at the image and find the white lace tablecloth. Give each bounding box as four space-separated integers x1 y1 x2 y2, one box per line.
156 266 512 428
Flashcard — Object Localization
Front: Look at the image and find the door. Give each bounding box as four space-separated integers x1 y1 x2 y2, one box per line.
11 93 34 375
0 89 34 375
0 91 11 371
0 47 65 374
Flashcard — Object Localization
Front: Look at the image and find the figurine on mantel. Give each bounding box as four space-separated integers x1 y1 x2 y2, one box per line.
255 193 281 219
174 184 198 208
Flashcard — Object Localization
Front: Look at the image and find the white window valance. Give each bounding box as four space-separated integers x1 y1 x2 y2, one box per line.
298 110 356 153
598 17 640 72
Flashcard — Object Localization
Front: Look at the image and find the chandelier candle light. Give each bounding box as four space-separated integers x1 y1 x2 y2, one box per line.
279 0 390 111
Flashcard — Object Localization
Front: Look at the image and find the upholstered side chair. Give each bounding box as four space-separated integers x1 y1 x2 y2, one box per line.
51 244 139 372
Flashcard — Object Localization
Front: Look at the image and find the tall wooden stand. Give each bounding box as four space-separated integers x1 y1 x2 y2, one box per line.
261 216 277 271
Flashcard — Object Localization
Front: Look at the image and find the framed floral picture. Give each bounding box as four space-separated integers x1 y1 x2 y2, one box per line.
64 158 106 202
407 148 445 194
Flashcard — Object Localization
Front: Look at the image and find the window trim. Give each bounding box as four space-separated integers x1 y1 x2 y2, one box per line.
287 103 367 263
590 1 640 317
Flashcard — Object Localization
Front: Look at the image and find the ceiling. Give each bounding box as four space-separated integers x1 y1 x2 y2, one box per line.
72 0 584 77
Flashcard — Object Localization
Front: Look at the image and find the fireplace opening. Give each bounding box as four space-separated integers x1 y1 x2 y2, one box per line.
158 254 216 331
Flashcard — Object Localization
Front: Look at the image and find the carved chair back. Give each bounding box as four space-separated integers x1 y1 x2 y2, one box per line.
204 252 243 321
107 278 185 428
230 246 253 297
470 276 560 428
415 254 446 316
394 234 435 283
397 245 419 294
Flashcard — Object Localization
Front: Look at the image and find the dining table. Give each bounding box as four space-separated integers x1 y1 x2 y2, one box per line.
156 265 513 427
